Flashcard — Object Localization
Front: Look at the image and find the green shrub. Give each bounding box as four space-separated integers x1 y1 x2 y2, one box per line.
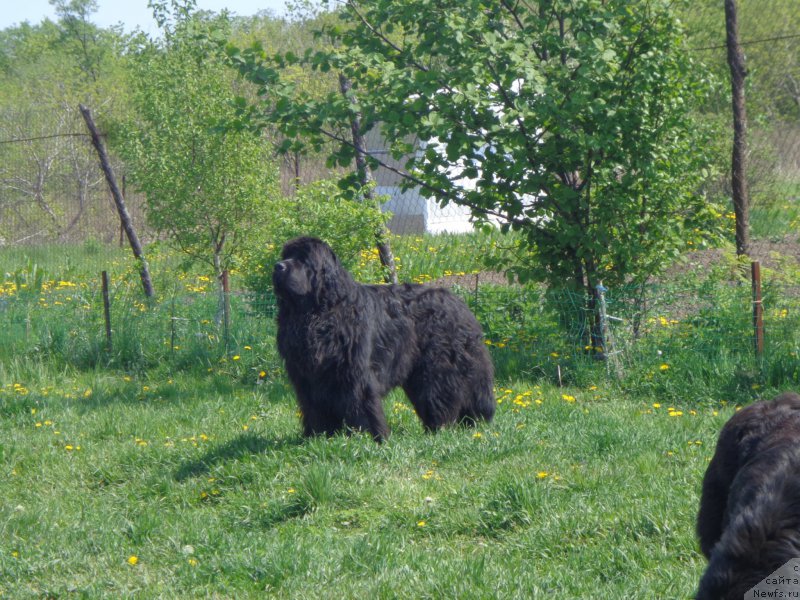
241 179 388 311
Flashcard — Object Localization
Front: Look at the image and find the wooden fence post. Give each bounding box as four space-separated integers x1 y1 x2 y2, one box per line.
102 271 112 352
751 261 764 357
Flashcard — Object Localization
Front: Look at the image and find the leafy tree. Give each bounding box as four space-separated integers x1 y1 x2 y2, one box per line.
0 7 129 244
116 2 278 305
227 8 343 188
50 0 105 84
229 0 723 344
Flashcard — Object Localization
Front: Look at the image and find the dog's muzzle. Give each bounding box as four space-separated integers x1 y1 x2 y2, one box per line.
272 260 289 289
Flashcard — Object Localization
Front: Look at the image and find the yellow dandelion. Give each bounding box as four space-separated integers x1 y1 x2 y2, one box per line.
127 555 139 566
417 520 426 527
659 364 670 371
562 394 576 403
536 471 549 479
652 403 661 409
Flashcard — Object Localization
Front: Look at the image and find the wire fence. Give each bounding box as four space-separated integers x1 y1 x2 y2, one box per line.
1 251 798 401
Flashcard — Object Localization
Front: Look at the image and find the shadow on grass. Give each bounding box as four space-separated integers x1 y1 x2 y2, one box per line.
174 432 302 481
73 375 240 412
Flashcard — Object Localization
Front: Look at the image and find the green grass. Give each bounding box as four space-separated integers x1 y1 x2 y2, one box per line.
1 370 718 599
750 181 800 240
2 230 800 597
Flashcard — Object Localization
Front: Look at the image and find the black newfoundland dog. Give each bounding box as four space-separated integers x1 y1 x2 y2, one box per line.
272 236 495 442
696 392 800 599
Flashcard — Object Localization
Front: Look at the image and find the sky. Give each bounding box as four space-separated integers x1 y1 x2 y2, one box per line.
0 0 289 34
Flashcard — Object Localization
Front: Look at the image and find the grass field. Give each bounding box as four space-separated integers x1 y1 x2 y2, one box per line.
1 368 720 599
1 233 799 598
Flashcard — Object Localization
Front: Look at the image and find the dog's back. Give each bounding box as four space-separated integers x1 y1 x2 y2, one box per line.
696 392 800 599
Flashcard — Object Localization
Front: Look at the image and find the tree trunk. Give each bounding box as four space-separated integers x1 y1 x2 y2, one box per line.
79 104 155 298
338 74 398 284
724 0 750 257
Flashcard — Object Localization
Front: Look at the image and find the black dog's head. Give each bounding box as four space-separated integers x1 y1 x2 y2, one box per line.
273 236 352 309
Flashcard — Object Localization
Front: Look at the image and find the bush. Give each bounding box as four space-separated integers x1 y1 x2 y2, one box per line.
241 179 388 310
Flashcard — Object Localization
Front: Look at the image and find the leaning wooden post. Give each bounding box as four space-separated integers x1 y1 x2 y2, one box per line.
79 104 154 299
751 261 764 357
101 271 112 352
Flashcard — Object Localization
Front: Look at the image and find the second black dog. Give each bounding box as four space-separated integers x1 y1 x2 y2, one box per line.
696 391 800 599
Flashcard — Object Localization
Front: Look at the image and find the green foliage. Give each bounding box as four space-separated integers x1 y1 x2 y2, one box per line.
240 178 389 304
0 6 131 246
115 5 279 280
750 182 800 241
229 0 725 325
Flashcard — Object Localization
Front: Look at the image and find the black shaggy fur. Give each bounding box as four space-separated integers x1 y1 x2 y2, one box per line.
695 391 800 599
272 236 495 442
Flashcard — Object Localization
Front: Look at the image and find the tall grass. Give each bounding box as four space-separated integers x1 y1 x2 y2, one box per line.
2 232 799 402
750 181 800 240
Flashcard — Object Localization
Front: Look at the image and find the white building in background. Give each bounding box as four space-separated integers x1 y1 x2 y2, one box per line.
364 80 542 235
365 128 476 234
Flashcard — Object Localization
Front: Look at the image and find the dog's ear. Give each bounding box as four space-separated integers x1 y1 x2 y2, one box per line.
321 248 344 297
308 242 349 307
